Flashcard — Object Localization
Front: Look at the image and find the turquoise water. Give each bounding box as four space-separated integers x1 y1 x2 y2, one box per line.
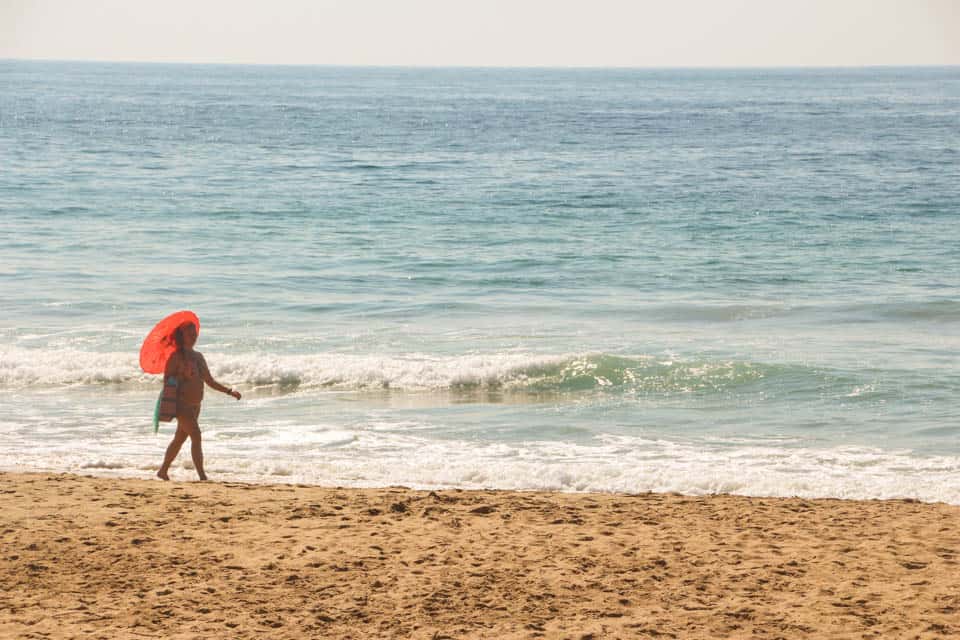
2 61 959 501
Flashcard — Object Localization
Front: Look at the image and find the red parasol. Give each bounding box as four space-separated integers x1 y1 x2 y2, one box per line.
139 310 200 374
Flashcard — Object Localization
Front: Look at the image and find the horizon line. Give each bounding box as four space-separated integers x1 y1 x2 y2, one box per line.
3 56 959 72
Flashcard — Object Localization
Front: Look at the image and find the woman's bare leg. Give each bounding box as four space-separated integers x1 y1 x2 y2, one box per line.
189 430 206 481
176 407 207 481
157 429 188 480
158 405 205 480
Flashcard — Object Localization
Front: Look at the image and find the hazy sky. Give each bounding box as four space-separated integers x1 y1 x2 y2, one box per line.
2 0 958 67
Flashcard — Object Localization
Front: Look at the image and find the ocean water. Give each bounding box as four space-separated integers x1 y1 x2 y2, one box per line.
1 61 959 502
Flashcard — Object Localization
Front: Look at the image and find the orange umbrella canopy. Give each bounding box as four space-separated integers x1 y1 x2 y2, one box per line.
139 310 200 374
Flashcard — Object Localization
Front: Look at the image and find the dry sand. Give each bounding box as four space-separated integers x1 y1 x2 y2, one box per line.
1 472 959 639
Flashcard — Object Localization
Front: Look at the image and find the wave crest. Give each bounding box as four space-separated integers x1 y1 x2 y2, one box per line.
0 347 778 395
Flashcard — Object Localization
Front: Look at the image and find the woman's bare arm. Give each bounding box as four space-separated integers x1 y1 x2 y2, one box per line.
164 352 181 378
198 354 241 399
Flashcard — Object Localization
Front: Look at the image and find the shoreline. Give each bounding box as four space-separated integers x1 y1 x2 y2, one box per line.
2 471 959 638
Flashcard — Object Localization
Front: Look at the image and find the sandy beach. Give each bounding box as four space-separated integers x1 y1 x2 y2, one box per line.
1 472 958 639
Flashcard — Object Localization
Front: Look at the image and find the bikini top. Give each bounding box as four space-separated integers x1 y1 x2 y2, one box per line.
177 351 202 380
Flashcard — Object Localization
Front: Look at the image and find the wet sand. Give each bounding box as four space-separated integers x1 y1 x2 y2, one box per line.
1 472 959 639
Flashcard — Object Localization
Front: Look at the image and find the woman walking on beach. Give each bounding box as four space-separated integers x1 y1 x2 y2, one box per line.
156 322 241 481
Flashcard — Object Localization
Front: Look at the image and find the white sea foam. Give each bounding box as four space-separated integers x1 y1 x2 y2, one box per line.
0 347 154 387
2 347 953 504
6 434 960 505
0 347 601 391
0 346 771 395
215 351 572 391
79 460 127 470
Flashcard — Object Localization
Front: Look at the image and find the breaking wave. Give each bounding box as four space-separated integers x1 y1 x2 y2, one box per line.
0 346 819 396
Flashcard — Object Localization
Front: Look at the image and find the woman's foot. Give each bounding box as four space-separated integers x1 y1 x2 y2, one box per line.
197 472 208 481
156 469 170 481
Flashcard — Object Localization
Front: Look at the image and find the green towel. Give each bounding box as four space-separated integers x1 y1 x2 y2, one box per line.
153 392 161 434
